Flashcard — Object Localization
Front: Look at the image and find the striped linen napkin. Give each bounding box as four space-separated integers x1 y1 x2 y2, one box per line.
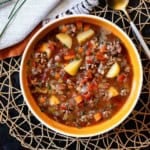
0 0 99 59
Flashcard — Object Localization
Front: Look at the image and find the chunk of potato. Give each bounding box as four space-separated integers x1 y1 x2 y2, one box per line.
64 59 82 76
106 62 120 78
39 43 51 58
108 86 119 98
76 29 95 44
56 33 72 48
49 95 60 106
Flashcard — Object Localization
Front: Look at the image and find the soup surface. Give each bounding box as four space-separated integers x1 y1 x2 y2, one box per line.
27 21 132 128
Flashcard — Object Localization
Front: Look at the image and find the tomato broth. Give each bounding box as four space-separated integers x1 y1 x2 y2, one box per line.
26 22 132 128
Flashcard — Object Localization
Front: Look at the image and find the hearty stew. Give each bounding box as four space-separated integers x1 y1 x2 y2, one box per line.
27 21 133 128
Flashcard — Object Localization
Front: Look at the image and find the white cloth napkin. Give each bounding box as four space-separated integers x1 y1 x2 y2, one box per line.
0 0 99 50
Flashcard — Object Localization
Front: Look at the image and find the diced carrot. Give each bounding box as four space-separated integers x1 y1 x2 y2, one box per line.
78 47 84 54
39 96 46 104
94 112 102 121
74 95 83 104
64 54 75 60
64 51 75 60
76 22 83 30
60 25 68 33
84 24 90 31
55 72 60 79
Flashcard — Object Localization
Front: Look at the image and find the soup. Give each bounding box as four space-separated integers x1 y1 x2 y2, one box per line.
26 21 132 128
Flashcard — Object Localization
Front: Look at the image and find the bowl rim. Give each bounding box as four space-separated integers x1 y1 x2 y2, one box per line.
20 14 143 137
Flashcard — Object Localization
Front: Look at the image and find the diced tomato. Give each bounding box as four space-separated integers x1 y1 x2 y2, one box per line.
63 74 70 80
81 78 88 84
86 49 92 56
76 22 83 30
117 73 126 83
82 92 91 100
87 41 93 49
61 103 67 110
88 81 98 92
96 52 106 61
32 62 36 67
86 56 94 64
78 102 84 108
88 84 93 91
48 41 56 51
86 70 93 79
87 58 93 64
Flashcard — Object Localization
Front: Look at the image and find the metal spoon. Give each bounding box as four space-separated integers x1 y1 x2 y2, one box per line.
107 0 150 59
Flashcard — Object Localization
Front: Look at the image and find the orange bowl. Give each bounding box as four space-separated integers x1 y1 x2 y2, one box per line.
20 15 143 137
